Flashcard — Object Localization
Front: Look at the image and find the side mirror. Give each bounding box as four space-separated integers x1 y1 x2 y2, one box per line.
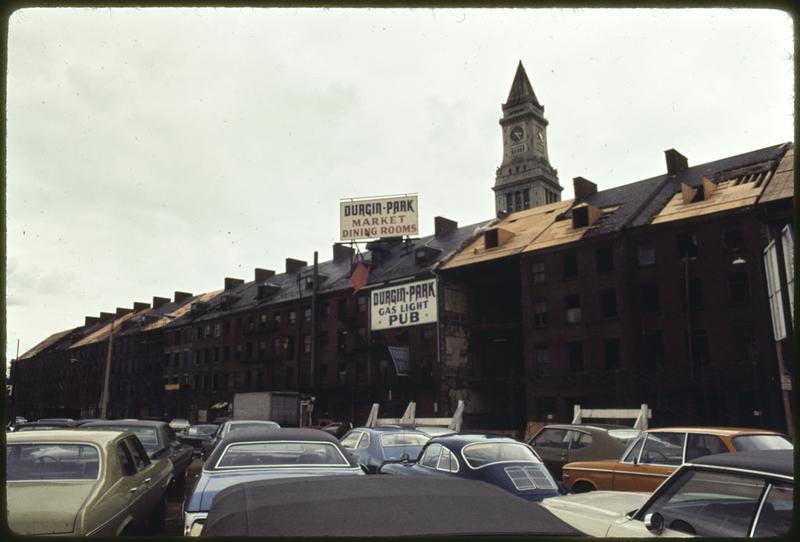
644 512 664 535
400 452 410 463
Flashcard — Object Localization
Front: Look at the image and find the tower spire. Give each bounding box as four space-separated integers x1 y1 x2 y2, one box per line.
504 60 541 109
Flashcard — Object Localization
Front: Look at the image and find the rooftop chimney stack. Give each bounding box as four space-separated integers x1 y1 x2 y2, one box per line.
152 296 171 309
286 258 307 273
85 316 99 326
174 291 193 303
99 312 115 322
133 302 150 312
254 268 276 282
573 177 598 202
333 243 355 261
115 307 133 317
224 277 245 290
434 216 458 237
665 149 689 175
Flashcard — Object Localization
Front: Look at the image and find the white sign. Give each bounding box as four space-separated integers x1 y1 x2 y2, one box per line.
388 346 410 376
370 278 437 330
340 195 419 241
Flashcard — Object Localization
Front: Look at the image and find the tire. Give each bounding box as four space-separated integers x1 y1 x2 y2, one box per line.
571 481 596 494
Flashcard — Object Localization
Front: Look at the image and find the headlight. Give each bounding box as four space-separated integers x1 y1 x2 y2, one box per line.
184 512 207 536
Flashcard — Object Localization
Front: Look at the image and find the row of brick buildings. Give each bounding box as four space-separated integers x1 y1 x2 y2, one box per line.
8 63 795 434
9 141 794 433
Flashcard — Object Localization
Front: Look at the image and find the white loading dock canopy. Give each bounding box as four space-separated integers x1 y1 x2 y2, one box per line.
365 400 464 433
571 403 652 430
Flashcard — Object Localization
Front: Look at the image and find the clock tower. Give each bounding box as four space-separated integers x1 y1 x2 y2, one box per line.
493 61 562 215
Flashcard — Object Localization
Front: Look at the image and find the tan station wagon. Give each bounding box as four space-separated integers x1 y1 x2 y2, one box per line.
561 427 791 493
7 429 173 536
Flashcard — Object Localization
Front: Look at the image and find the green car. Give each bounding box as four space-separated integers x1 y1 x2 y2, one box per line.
7 429 173 536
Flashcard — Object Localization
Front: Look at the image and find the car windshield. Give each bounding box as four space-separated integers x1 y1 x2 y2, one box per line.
187 425 217 436
226 422 279 435
216 441 350 468
7 443 100 481
92 426 159 451
607 429 641 442
732 434 793 451
380 433 429 447
462 442 539 468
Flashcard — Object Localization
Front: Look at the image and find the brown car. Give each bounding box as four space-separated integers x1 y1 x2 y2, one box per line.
528 424 641 478
561 426 792 493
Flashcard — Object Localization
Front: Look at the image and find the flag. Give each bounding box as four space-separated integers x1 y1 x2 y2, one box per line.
350 261 370 293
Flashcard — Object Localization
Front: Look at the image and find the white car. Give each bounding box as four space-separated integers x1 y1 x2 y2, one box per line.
541 449 793 537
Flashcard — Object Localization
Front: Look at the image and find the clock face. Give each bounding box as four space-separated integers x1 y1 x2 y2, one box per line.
510 126 524 142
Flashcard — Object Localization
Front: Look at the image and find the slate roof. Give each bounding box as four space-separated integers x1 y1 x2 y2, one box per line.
504 61 542 109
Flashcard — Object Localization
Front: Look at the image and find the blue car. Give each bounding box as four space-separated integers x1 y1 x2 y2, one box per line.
379 433 562 501
183 427 364 535
340 426 430 473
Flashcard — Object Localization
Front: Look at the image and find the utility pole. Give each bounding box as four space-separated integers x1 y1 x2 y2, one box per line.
310 251 318 392
100 319 114 419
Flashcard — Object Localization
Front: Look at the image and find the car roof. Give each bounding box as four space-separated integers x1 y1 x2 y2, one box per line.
16 420 79 428
353 426 428 434
8 429 126 446
538 424 636 432
430 433 523 446
688 449 794 479
80 419 167 429
202 475 581 537
226 419 278 426
648 427 785 437
205 427 351 469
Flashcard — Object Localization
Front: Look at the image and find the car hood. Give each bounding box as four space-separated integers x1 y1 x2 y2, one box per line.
188 467 363 512
7 482 96 535
539 491 650 536
563 459 620 470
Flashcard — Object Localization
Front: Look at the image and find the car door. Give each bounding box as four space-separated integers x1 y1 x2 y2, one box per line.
564 430 595 465
122 436 161 523
612 432 685 492
529 428 570 477
340 431 367 466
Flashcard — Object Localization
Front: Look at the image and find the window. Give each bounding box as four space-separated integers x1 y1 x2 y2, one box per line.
686 278 704 309
562 253 578 279
421 444 443 468
641 432 685 465
273 312 282 325
357 295 367 313
204 325 211 338
223 346 230 362
532 300 547 326
604 338 621 370
304 307 312 322
690 330 710 368
599 289 618 318
337 329 348 353
639 283 660 313
260 313 268 326
723 228 745 252
522 189 530 209
678 232 699 258
568 341 584 372
505 193 513 212
437 448 459 473
289 311 296 324
753 484 794 537
341 432 362 449
117 443 135 476
728 272 750 304
733 325 758 365
125 437 151 471
564 295 581 323
514 191 522 211
531 259 545 284
531 428 569 449
272 338 282 357
303 334 311 354
642 332 664 372
213 323 221 337
534 345 550 366
569 431 593 449
637 240 656 266
286 337 295 360
685 433 727 461
235 344 243 361
596 246 614 273
622 436 645 463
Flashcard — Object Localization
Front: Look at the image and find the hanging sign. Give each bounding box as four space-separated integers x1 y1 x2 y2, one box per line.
370 278 437 330
340 195 419 241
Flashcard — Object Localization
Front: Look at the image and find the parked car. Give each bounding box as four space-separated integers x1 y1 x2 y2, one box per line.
6 429 172 536
561 426 792 493
14 420 80 431
184 427 363 535
541 449 794 537
169 418 191 431
37 418 75 423
340 426 430 473
379 433 563 502
528 424 640 478
319 421 352 439
178 424 219 454
200 419 280 459
201 475 582 537
79 419 194 485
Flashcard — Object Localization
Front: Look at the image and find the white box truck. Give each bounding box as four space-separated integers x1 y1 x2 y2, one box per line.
232 391 300 427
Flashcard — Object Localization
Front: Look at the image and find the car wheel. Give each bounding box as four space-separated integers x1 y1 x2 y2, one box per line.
571 481 595 493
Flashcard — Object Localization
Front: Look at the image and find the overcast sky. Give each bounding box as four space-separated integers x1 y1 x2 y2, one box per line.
5 7 794 366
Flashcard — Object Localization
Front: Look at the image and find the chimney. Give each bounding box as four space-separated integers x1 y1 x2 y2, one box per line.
333 243 355 261
174 291 193 303
254 268 275 282
224 277 245 290
152 296 170 309
573 177 597 201
286 258 307 273
665 149 689 175
85 316 99 326
99 312 115 322
133 302 150 312
115 307 132 317
434 216 458 237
